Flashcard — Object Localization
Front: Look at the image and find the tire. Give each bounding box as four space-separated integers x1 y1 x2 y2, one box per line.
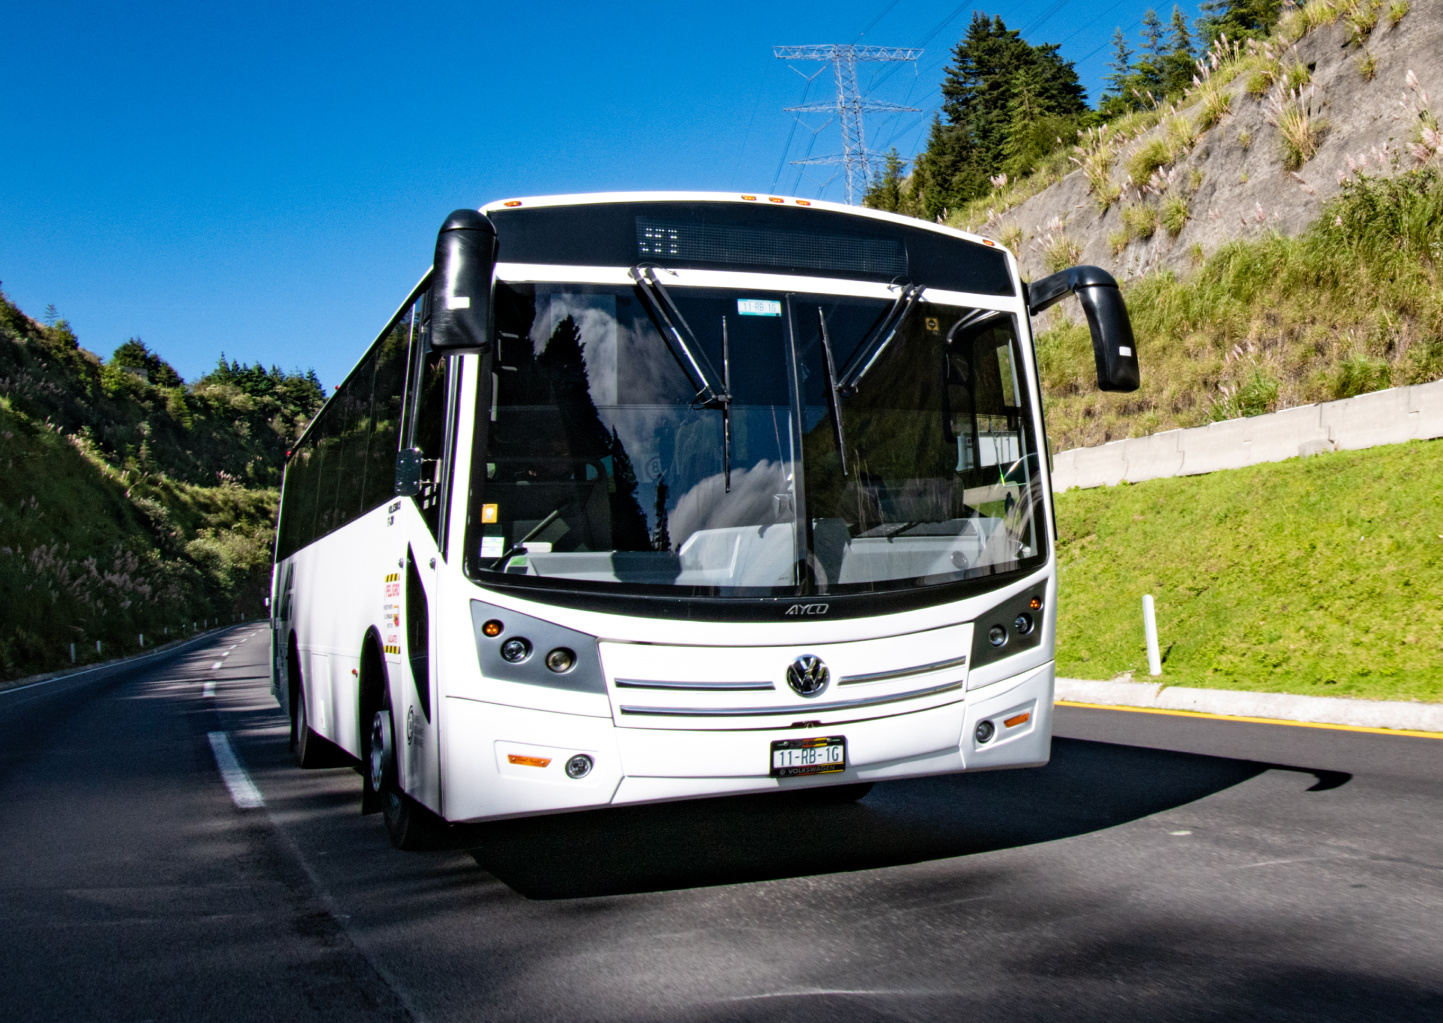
291 684 324 768
374 695 444 850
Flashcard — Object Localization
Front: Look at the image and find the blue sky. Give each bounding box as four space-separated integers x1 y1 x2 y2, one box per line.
0 0 1200 390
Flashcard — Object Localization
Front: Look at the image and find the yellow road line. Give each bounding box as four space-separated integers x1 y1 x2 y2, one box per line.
1055 700 1443 740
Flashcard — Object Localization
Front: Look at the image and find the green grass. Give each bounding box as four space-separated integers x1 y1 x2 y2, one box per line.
1055 439 1443 703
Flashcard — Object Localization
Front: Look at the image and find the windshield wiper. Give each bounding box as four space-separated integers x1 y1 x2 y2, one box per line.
490 507 563 570
630 264 735 492
816 306 848 477
629 265 728 410
835 282 924 395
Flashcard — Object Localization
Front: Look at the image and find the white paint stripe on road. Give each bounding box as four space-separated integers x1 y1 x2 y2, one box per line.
203 680 215 697
211 662 223 670
207 731 264 808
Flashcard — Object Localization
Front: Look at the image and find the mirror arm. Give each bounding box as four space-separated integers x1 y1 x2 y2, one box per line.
1024 265 1119 316
1025 265 1140 394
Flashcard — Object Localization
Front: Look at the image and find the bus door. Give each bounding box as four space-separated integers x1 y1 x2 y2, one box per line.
393 323 456 814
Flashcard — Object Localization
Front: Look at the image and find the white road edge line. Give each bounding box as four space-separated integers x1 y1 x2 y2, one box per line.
207 731 264 809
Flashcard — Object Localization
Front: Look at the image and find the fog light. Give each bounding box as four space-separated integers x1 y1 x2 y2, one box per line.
545 647 576 673
988 624 1008 648
482 619 503 638
1014 612 1034 635
565 754 593 779
500 638 531 663
975 720 996 744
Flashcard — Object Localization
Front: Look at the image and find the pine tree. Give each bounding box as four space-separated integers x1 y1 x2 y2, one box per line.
651 475 671 552
1141 9 1164 55
1197 0 1284 45
1106 27 1133 96
1162 5 1198 95
863 149 908 213
1168 4 1194 55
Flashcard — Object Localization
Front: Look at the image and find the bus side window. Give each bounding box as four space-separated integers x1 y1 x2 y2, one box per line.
408 326 451 542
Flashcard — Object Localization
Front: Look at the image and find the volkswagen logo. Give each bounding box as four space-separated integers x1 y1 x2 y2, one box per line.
786 655 829 698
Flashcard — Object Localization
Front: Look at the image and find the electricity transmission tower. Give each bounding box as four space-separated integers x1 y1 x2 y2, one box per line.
773 44 922 204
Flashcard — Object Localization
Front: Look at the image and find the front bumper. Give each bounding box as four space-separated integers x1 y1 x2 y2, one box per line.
440 661 1054 822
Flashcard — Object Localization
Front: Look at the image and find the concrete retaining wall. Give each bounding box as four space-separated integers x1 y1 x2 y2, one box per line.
1051 378 1443 492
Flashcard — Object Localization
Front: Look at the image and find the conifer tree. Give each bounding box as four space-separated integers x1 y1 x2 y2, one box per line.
1141 9 1164 54
1162 5 1198 95
1197 0 1284 45
863 149 908 213
1106 27 1133 96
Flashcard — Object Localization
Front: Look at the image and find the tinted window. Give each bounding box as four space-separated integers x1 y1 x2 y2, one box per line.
362 305 414 510
276 291 425 559
490 202 1014 296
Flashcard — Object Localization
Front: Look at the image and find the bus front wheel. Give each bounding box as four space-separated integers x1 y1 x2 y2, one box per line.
373 699 444 850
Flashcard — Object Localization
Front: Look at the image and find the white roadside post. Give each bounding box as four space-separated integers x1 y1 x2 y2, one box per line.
1143 594 1162 676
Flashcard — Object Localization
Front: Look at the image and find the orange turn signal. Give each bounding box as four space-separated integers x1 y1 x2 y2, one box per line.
1004 712 1031 729
507 754 551 768
1029 596 1042 611
503 200 522 207
482 619 503 638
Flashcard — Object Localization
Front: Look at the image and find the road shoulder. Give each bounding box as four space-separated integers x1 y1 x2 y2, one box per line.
1056 677 1443 734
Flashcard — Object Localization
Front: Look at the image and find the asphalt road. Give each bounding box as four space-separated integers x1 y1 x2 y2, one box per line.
2 627 1440 1022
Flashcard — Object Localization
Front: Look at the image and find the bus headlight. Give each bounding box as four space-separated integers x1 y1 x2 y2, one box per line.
501 638 531 663
988 625 1008 648
545 648 576 673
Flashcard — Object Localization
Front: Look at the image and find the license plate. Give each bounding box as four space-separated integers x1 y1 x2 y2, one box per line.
770 736 846 777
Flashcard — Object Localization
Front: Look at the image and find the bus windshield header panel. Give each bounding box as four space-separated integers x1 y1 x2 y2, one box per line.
488 202 1014 297
465 279 1046 608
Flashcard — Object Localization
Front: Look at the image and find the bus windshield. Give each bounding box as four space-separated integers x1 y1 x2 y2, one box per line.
467 280 1045 598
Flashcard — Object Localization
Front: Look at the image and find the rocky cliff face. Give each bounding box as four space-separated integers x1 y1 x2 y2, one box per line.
986 7 1443 282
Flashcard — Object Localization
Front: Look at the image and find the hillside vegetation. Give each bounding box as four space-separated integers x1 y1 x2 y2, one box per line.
0 289 323 680
1038 168 1443 448
1055 436 1443 703
862 1 1441 450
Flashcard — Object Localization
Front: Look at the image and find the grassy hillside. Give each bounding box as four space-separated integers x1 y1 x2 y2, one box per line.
1055 437 1443 703
0 288 321 680
1036 169 1443 450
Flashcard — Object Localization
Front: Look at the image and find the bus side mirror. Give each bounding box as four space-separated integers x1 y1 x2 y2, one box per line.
430 209 497 352
1026 265 1140 393
395 447 423 496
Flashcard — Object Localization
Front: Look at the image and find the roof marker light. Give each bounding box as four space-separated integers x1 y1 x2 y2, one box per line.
741 194 757 201
503 200 522 207
982 238 996 247
768 196 784 203
796 199 812 206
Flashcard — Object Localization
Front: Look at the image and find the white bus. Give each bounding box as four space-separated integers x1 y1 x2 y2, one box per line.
270 192 1139 848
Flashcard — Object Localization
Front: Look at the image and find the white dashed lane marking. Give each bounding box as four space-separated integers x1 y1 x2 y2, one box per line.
207 731 264 809
203 680 215 697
